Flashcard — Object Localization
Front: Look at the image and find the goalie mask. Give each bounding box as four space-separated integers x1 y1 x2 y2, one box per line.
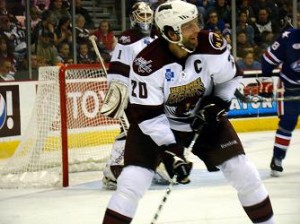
130 1 154 35
155 0 199 52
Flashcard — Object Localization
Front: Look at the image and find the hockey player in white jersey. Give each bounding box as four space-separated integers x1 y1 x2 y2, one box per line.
102 1 275 223
101 1 170 190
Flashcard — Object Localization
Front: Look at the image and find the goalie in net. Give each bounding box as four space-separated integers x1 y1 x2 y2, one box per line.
100 1 171 190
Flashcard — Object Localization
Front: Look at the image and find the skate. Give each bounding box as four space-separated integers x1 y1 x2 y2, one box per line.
270 157 283 177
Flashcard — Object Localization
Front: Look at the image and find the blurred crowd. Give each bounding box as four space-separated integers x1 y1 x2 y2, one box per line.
0 0 299 81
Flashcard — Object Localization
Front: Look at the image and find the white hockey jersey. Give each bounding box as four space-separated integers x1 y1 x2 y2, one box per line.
128 31 240 146
107 29 154 85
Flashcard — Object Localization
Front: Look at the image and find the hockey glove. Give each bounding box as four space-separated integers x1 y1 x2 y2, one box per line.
257 79 274 98
160 143 192 184
191 104 226 131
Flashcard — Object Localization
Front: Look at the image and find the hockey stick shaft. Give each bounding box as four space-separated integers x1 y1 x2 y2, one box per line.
235 89 300 103
150 129 201 224
89 35 130 133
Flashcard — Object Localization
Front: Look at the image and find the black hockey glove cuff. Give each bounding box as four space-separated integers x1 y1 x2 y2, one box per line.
191 104 226 131
160 143 192 184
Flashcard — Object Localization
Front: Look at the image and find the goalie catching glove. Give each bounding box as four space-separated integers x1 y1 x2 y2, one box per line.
100 80 128 119
160 143 192 184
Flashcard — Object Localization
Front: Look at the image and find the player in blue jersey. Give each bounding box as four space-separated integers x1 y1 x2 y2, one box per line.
261 27 300 177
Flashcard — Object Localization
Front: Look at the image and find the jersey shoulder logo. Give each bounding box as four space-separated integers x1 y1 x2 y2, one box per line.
119 35 131 44
134 57 153 74
165 69 175 82
208 32 225 50
292 43 300 50
290 59 300 72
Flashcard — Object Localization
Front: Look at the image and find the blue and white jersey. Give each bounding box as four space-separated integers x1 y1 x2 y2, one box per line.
262 28 300 88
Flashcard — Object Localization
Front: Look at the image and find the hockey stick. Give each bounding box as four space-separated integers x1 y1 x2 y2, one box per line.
235 89 300 103
150 129 201 224
89 35 130 133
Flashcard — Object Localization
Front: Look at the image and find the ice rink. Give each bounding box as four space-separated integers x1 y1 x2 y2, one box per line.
0 130 299 224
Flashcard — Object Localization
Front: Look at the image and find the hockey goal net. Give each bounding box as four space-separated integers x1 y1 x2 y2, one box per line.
0 64 120 188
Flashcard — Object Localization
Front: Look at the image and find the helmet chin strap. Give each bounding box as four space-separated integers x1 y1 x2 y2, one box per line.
177 42 195 53
163 33 195 53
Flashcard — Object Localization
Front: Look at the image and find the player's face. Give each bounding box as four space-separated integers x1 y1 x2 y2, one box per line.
181 18 200 50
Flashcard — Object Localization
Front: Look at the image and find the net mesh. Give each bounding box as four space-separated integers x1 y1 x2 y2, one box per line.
0 64 120 188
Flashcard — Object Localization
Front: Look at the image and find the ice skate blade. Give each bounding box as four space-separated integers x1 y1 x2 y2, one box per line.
270 170 281 177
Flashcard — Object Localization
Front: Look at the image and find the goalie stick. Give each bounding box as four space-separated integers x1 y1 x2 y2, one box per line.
150 129 201 224
89 35 130 133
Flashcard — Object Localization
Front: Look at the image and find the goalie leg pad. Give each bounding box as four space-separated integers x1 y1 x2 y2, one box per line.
100 81 128 119
107 165 154 217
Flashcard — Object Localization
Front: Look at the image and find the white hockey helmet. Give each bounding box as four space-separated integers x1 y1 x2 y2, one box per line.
130 1 154 35
155 1 198 47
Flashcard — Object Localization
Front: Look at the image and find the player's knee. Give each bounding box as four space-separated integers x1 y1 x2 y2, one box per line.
117 166 154 200
220 155 264 197
107 166 154 217
279 115 298 131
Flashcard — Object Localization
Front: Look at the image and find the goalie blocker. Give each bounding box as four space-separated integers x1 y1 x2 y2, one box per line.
100 81 129 119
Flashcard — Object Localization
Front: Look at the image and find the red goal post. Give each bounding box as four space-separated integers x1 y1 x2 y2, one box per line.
0 64 120 188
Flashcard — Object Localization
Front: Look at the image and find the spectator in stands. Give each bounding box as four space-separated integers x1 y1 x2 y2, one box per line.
56 41 73 64
0 15 27 70
207 0 231 26
186 0 211 19
0 0 19 26
32 30 59 66
30 6 42 30
0 58 14 81
77 41 96 64
54 16 72 47
251 0 279 23
92 20 117 56
236 31 256 58
0 37 16 71
204 9 231 44
75 14 90 46
31 10 56 46
236 51 261 71
23 53 47 80
4 0 24 16
204 9 225 33
74 0 95 30
236 10 255 45
237 0 256 24
32 0 51 12
253 7 280 46
48 0 71 26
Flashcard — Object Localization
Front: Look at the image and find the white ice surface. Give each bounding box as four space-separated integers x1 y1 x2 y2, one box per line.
0 130 299 224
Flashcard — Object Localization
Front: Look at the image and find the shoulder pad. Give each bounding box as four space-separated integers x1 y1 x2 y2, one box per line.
208 32 226 50
118 29 142 45
132 38 167 76
196 31 227 54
